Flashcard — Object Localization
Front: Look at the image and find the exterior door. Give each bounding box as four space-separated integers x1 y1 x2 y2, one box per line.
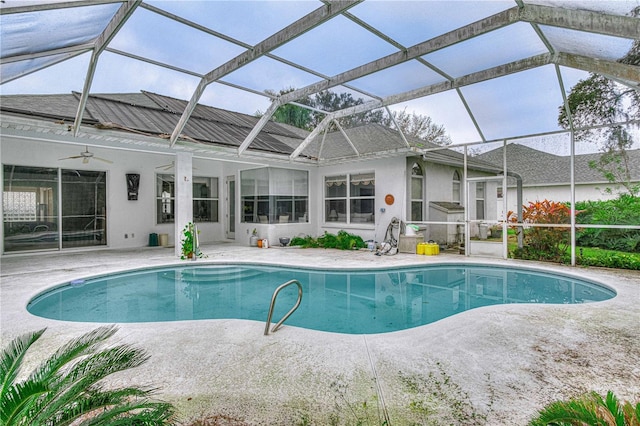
225 175 235 239
465 176 506 258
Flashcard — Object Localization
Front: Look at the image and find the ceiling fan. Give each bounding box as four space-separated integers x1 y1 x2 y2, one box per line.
59 146 113 164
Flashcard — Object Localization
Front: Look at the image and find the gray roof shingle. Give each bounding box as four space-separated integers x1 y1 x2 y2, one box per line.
476 144 640 185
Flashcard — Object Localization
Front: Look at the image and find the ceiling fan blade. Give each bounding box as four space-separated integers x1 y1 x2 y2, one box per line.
93 157 113 164
58 155 83 161
156 162 174 170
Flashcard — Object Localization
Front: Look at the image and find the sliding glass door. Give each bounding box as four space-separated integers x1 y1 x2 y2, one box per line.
3 165 107 252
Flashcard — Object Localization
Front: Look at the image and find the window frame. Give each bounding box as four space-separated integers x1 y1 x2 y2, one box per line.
410 162 424 221
156 174 219 224
452 170 461 204
324 172 375 225
240 167 308 224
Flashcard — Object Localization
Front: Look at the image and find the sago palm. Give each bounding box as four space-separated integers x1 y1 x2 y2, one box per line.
529 391 640 426
1 326 175 425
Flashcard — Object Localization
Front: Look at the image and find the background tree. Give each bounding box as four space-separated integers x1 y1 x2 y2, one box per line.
558 6 640 196
258 88 313 130
382 108 452 146
259 89 451 146
307 90 384 128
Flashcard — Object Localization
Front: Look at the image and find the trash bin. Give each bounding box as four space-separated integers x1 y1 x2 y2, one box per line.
479 223 488 240
158 233 168 247
149 233 158 247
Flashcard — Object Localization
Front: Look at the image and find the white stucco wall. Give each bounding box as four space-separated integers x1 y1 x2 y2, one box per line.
502 183 624 216
0 134 235 253
317 156 407 244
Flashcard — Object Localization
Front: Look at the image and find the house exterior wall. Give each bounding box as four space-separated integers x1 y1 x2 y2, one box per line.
1 135 234 251
317 156 407 245
1 122 498 255
1 128 371 253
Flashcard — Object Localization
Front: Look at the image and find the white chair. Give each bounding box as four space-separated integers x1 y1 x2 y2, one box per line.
279 215 289 223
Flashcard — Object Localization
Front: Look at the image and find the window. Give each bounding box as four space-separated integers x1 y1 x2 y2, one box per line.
3 165 106 252
452 170 461 203
3 191 37 222
156 174 218 224
240 167 308 224
475 182 485 220
411 163 423 221
325 172 375 224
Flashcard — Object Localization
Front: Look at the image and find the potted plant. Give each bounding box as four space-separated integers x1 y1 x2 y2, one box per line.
490 224 503 239
250 228 259 247
180 222 201 260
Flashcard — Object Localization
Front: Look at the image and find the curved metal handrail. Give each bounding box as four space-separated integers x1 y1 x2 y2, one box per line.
264 279 303 335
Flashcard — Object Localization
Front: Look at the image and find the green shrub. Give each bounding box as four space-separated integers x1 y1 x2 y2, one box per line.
509 200 572 262
567 249 640 270
290 235 319 248
290 231 365 250
529 391 640 426
575 195 640 253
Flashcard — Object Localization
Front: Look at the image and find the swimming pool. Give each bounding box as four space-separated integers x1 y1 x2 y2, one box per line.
27 263 615 334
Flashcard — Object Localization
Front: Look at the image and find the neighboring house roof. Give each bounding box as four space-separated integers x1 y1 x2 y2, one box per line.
313 122 502 173
477 144 640 185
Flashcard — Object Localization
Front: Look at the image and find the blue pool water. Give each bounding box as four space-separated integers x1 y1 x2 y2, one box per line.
27 263 615 334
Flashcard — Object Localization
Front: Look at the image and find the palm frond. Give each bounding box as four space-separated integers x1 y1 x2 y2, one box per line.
28 342 150 424
0 380 48 426
28 326 118 385
621 400 640 426
0 329 46 396
1 326 175 426
529 398 607 425
45 387 172 426
529 391 640 426
81 398 175 425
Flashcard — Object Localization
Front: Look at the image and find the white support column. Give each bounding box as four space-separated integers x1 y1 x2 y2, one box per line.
174 152 193 258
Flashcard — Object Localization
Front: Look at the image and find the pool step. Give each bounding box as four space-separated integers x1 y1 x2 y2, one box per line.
164 267 264 284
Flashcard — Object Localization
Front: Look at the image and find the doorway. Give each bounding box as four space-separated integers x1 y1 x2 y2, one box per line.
465 176 506 258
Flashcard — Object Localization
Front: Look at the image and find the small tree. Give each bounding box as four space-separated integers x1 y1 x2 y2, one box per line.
558 6 640 197
529 391 640 426
509 200 572 262
1 326 174 425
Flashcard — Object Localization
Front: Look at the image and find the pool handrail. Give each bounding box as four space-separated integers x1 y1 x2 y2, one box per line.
264 279 303 335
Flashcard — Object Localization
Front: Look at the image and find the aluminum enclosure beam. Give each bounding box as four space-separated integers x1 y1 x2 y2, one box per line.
554 52 640 84
241 6 522 153
169 1 362 146
72 0 142 137
242 4 636 156
521 3 640 40
290 53 552 159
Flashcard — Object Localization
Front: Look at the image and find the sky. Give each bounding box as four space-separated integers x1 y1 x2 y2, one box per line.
1 0 637 151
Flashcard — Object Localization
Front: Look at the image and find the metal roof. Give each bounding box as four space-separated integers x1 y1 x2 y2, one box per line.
1 1 638 160
0 91 300 155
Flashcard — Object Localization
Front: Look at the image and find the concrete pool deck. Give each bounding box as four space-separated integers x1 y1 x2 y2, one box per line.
1 243 639 425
